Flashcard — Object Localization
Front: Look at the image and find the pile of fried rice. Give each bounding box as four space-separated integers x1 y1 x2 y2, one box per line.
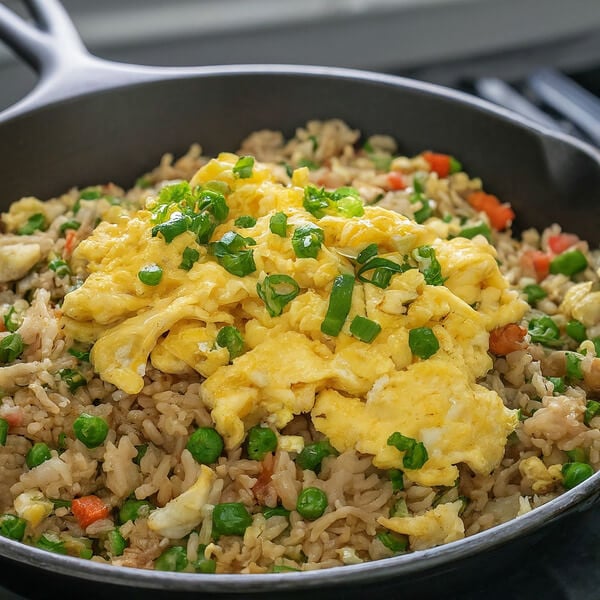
0 119 598 574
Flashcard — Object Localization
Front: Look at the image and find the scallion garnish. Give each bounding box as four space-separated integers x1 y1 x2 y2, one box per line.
269 212 288 237
68 346 91 362
413 246 444 286
349 316 381 343
565 352 583 380
233 156 255 179
59 368 87 393
3 307 20 333
17 213 46 235
528 316 561 347
523 284 547 305
408 327 440 359
387 432 429 470
79 188 102 200
216 326 245 360
303 186 364 219
377 531 409 553
548 376 566 394
256 274 300 317
138 264 163 286
0 333 24 363
585 400 600 425
292 223 324 259
179 247 200 271
356 243 378 265
59 220 80 233
210 232 256 277
297 158 319 171
48 258 71 278
458 222 492 241
356 257 408 289
234 215 257 228
321 274 355 336
566 320 587 344
549 249 587 277
151 212 190 243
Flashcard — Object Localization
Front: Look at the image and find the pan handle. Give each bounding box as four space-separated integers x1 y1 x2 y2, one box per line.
0 0 188 121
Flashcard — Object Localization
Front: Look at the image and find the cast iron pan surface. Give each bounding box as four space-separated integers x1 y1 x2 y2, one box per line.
0 1 600 597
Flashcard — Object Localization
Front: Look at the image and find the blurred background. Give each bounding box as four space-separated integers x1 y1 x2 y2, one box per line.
1 0 600 144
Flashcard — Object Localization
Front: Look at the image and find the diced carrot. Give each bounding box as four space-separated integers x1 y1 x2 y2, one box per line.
387 171 406 190
1 407 23 428
71 495 110 529
64 230 77 255
422 151 451 178
520 249 551 282
467 191 515 230
548 233 579 255
489 323 527 356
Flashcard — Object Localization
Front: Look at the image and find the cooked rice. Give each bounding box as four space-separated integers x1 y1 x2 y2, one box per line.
0 119 599 574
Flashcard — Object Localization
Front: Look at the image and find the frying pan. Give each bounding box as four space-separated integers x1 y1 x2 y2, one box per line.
0 1 600 598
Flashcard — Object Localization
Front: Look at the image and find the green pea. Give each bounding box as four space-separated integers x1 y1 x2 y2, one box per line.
549 249 587 276
565 448 587 463
562 462 593 489
522 283 547 305
155 546 188 572
0 514 27 541
186 427 224 464
296 440 337 472
585 400 600 425
118 499 153 524
212 502 253 536
193 557 217 573
26 442 52 468
138 264 163 286
106 529 127 557
72 413 109 448
246 426 277 461
296 487 328 520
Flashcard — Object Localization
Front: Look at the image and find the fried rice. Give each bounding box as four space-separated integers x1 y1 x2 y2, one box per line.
0 119 598 574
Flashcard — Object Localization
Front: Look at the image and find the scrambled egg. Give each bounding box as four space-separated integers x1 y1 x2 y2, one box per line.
62 153 527 491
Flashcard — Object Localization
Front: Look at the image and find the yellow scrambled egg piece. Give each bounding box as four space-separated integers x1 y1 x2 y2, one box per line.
62 153 527 492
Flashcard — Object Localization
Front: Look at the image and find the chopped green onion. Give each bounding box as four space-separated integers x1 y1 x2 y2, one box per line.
566 320 587 343
377 531 408 553
79 188 102 200
138 264 163 286
50 498 72 509
151 212 190 243
357 257 409 289
26 443 52 469
291 223 324 259
262 506 291 519
562 462 593 489
155 546 188 572
387 432 429 470
233 156 255 179
388 469 404 492
584 400 600 425
297 158 319 171
0 333 24 363
303 186 364 219
133 444 148 466
256 274 300 317
197 189 229 224
106 529 127 556
59 368 87 393
296 487 328 520
350 316 381 343
413 175 426 195
3 307 20 333
212 502 253 536
235 215 257 228
269 212 288 237
179 246 200 271
272 565 300 573
0 418 8 446
390 497 409 518
296 440 338 473
17 213 46 235
458 222 492 242
118 499 153 524
57 432 67 453
135 176 152 189
408 327 439 360
186 427 224 465
59 220 80 233
548 376 566 394
528 316 561 347
413 245 444 286
356 244 378 265
0 514 27 541
68 346 90 362
523 284 547 305
565 448 587 463
413 200 433 224
216 326 244 360
246 425 278 460
593 337 600 357
49 258 71 278
565 352 583 380
72 413 109 449
308 135 318 151
36 533 67 555
193 556 217 574
303 187 330 218
320 274 355 336
210 232 256 277
549 249 587 276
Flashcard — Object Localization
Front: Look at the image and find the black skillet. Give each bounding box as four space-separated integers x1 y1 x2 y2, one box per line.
0 1 599 599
